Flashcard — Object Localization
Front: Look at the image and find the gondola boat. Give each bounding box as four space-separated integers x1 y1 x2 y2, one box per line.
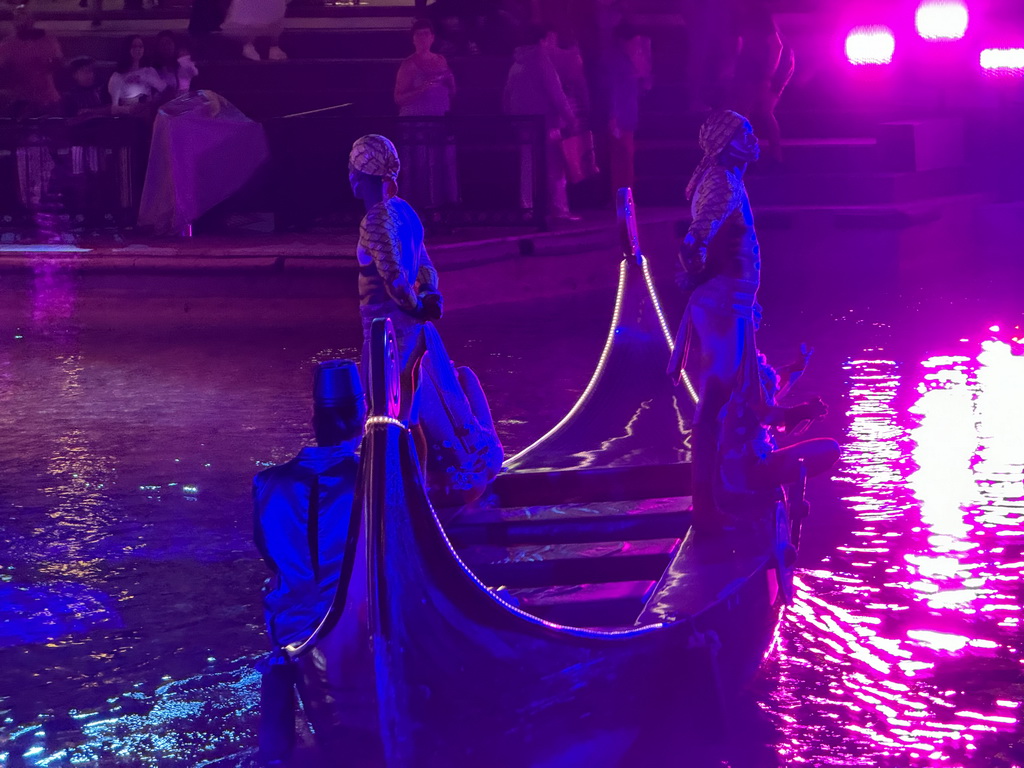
300 190 798 767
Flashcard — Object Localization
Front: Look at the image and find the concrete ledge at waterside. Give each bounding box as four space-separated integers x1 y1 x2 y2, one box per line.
0 240 356 272
0 209 662 274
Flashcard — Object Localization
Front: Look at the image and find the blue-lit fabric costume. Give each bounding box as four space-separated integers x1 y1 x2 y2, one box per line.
253 441 359 648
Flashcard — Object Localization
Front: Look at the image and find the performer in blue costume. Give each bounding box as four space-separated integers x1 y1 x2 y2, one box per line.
253 359 371 766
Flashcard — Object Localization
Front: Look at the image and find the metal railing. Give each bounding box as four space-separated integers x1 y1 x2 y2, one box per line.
0 113 550 236
0 117 148 236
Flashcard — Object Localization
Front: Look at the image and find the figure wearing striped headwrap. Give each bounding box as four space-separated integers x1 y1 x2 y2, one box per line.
669 110 765 535
349 134 442 393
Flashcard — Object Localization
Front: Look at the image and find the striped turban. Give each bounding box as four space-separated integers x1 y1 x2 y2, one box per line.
349 134 401 180
685 110 752 201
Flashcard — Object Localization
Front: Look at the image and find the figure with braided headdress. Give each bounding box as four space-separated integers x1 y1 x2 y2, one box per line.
348 135 501 503
348 134 442 390
667 110 763 534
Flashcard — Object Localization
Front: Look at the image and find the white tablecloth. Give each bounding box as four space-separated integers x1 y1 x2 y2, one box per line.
138 91 268 235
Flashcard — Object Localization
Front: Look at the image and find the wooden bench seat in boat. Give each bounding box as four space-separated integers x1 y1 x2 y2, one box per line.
459 538 682 588
446 496 692 547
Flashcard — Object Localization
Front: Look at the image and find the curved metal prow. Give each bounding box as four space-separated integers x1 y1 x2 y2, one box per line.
506 189 696 471
282 318 401 659
617 187 643 266
367 317 402 422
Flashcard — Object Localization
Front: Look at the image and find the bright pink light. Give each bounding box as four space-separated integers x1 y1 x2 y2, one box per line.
846 26 896 65
907 629 970 652
980 48 1024 75
915 1 969 40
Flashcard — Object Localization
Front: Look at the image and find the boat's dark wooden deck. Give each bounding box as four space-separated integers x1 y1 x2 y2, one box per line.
447 496 692 628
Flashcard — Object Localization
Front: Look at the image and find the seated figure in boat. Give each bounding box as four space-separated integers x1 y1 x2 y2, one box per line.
252 359 367 765
414 326 504 513
668 109 764 534
349 132 442 407
718 347 840 514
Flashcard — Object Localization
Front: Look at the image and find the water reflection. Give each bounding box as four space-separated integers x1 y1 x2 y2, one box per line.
770 335 1024 766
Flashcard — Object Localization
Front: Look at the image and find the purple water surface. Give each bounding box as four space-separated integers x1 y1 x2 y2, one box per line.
0 252 1022 767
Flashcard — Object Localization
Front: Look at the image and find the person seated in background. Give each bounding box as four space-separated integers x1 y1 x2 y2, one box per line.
153 30 198 96
61 56 109 119
253 359 369 766
107 35 167 117
0 7 63 118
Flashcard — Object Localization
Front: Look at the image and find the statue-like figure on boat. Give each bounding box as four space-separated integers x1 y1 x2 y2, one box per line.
670 110 838 532
349 133 502 509
349 133 443 405
669 109 764 534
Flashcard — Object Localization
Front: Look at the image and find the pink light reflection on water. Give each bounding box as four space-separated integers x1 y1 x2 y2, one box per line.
768 337 1024 767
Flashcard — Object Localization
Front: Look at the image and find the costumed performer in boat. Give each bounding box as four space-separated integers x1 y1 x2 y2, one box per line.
252 360 378 767
349 134 502 509
667 109 765 535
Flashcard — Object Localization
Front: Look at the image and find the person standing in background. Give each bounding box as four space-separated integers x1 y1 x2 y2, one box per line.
606 21 651 197
0 7 62 118
61 56 108 119
732 0 793 163
503 25 578 222
394 19 458 225
684 0 739 111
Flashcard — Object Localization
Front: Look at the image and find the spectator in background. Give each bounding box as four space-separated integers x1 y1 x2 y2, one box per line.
394 19 458 221
548 32 590 138
607 21 651 196
503 25 578 222
108 35 167 117
0 7 63 118
154 30 199 96
732 0 792 162
224 0 288 61
61 56 113 231
395 20 455 116
61 56 109 118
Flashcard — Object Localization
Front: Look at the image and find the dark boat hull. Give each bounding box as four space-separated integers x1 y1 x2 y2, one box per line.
303 189 790 767
362 420 782 767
